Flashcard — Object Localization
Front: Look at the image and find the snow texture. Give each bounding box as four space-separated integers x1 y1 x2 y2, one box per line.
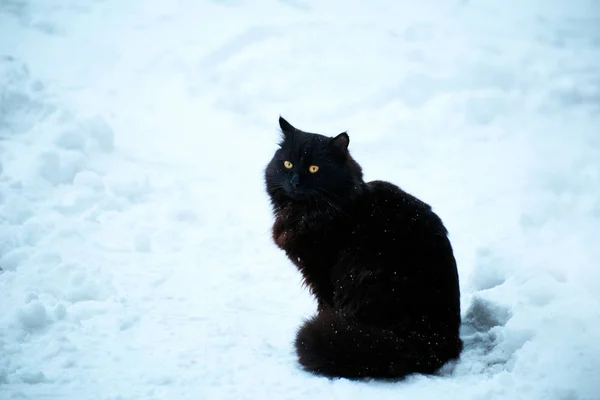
1 1 600 399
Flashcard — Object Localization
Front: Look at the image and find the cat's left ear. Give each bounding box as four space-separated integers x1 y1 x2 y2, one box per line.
330 132 350 153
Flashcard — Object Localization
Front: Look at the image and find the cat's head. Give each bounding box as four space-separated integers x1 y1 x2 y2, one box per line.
265 116 363 209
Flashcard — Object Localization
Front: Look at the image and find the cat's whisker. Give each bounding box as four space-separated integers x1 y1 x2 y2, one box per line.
316 187 349 205
309 189 353 219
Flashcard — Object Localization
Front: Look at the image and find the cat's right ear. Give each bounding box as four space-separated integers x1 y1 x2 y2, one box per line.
279 116 300 138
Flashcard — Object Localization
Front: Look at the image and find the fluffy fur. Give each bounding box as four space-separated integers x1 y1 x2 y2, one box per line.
264 116 462 379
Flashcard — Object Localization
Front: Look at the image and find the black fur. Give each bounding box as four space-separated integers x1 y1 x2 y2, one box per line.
264 116 462 379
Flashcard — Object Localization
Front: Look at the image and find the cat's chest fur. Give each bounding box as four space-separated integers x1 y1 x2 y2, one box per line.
272 205 346 304
272 206 341 257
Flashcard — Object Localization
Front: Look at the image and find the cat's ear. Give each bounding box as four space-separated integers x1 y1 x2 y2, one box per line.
330 132 350 153
279 116 300 137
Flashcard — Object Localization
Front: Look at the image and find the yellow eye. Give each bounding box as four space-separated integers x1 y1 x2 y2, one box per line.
284 160 293 169
309 165 319 173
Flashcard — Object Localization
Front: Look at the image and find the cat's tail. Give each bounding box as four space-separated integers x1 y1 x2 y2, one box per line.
294 310 461 379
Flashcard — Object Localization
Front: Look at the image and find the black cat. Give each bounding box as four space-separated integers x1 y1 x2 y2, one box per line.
264 116 463 379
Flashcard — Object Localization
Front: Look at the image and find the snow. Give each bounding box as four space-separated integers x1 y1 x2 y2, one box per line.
1 0 600 399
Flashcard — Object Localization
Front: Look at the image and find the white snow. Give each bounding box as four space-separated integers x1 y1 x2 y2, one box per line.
1 0 600 399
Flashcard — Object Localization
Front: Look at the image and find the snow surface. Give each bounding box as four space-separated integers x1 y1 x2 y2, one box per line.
1 1 600 399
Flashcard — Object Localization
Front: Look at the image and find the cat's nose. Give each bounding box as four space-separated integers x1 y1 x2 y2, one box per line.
290 174 300 189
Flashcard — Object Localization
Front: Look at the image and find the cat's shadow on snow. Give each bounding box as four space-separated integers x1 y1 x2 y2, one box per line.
441 296 513 379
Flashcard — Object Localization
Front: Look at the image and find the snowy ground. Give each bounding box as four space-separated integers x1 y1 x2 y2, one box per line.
1 1 600 399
